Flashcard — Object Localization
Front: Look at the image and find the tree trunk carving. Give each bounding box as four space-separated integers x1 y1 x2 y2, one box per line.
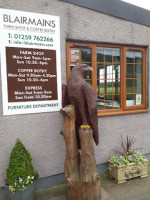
60 106 101 200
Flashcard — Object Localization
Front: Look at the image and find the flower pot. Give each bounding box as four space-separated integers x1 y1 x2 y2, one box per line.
108 159 148 184
4 181 36 200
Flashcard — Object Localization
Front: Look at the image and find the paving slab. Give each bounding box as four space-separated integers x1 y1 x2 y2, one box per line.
35 166 150 200
35 185 110 200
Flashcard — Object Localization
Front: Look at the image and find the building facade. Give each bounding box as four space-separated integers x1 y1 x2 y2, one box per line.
0 0 150 192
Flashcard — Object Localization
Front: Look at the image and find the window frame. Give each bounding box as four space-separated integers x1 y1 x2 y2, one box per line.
123 47 146 111
66 41 147 116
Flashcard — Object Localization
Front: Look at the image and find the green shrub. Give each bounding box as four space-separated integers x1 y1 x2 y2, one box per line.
6 138 38 191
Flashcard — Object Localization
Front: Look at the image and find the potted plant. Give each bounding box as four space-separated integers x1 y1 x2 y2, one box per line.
4 138 39 200
108 136 148 184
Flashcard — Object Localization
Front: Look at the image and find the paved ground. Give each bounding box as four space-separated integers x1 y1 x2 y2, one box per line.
35 166 150 200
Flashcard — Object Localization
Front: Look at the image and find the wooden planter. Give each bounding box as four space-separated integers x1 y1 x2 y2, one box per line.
108 159 148 184
3 181 36 200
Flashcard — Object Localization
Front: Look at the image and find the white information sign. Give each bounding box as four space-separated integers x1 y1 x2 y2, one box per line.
0 9 61 115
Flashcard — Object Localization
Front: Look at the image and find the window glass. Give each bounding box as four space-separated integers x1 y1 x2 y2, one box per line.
97 80 104 95
97 64 105 79
135 52 142 63
126 64 134 78
126 50 143 106
113 80 120 94
81 48 91 62
70 48 80 65
105 48 112 62
105 79 112 94
126 51 134 63
105 95 113 110
126 94 136 106
113 65 120 79
97 47 121 110
113 48 120 63
126 79 134 93
70 47 92 84
97 47 104 62
135 64 142 78
113 95 121 109
97 96 104 110
135 79 142 93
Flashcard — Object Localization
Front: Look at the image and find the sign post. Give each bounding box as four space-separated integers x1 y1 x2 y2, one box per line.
0 9 61 115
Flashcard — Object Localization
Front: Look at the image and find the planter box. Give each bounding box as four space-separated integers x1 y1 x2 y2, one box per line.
3 181 36 200
108 159 148 184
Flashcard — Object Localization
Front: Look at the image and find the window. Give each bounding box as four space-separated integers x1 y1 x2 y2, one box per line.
96 47 121 110
66 42 147 116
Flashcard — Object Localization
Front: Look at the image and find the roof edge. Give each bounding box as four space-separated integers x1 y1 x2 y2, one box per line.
62 0 150 27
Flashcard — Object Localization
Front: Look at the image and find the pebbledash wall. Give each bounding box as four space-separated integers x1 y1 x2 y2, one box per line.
1 0 150 192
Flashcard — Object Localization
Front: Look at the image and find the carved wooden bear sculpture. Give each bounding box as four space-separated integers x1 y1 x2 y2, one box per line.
62 64 99 148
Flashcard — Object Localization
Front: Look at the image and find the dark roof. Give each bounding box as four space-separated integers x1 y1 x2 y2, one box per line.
63 0 150 27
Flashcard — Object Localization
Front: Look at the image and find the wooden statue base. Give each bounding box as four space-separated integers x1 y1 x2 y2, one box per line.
60 106 101 200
